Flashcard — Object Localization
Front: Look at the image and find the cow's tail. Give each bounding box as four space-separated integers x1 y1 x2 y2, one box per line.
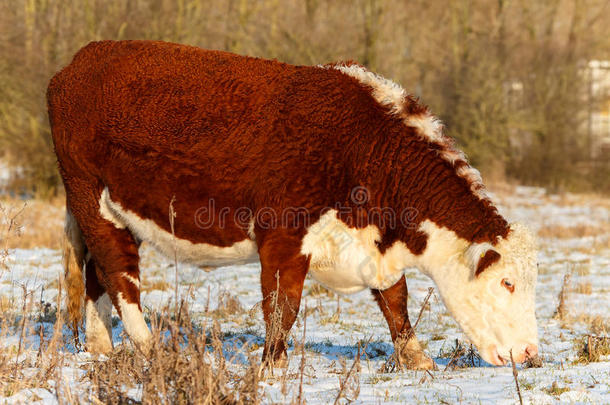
63 206 86 335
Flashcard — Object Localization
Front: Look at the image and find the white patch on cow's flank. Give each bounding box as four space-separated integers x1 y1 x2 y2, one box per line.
85 293 113 354
99 188 259 266
99 192 126 229
301 209 416 294
116 292 152 352
122 273 140 289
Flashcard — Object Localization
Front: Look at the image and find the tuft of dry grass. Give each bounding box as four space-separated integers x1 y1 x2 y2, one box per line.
523 354 543 369
438 339 483 370
304 282 336 299
572 281 593 295
588 316 608 335
0 274 73 401
543 382 571 397
209 290 245 318
553 273 571 322
141 279 172 292
573 335 610 364
1 200 25 264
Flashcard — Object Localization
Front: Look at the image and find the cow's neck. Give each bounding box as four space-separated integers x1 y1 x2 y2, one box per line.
351 128 509 255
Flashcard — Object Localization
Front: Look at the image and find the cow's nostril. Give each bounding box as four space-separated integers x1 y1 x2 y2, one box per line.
525 344 538 358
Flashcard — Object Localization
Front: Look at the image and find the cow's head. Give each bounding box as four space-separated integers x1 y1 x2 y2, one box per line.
423 222 538 366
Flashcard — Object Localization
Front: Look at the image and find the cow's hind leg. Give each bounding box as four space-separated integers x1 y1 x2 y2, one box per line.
258 231 309 367
65 206 120 354
66 181 151 354
371 275 435 370
84 253 114 353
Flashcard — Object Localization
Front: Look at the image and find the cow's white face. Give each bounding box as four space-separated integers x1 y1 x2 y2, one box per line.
420 222 538 366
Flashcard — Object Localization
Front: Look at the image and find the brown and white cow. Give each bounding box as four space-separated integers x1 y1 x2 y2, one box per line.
47 40 538 369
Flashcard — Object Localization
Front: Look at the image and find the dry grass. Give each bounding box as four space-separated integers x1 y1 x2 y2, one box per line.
141 279 172 293
438 339 483 370
1 290 266 403
0 274 69 400
543 382 571 397
210 290 246 318
89 310 263 404
553 273 572 322
538 224 608 239
573 335 610 364
572 282 593 295
588 316 608 335
0 196 64 250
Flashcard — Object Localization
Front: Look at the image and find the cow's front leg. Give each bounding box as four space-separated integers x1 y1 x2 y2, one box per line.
371 275 435 370
258 231 309 368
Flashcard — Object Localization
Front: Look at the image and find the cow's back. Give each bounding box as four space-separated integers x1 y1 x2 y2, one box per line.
49 41 298 156
48 41 381 206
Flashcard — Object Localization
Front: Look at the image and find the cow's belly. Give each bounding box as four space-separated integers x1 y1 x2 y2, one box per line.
99 188 259 266
308 263 373 294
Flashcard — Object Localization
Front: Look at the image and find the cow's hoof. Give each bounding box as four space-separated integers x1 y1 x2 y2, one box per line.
85 335 113 355
259 352 288 378
261 351 288 369
399 349 436 370
396 336 437 370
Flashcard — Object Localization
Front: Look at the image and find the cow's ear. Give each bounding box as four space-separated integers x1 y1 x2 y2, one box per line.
465 243 501 277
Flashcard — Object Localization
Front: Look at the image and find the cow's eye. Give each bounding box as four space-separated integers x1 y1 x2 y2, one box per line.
501 278 515 293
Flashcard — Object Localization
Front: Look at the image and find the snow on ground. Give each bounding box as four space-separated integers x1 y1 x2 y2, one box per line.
1 186 609 404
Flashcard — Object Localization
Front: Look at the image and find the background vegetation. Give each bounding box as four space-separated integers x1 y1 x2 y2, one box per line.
1 0 609 197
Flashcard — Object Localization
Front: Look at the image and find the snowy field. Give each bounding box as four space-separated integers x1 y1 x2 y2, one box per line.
1 186 608 404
